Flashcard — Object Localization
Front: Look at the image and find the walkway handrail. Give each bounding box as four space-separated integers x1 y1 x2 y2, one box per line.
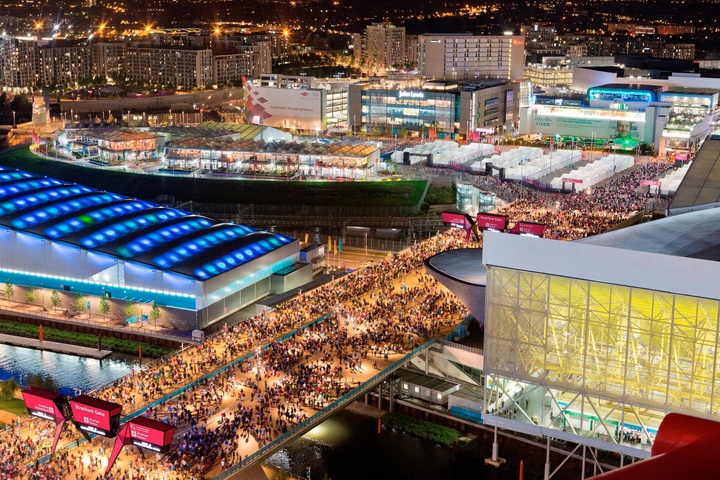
435 338 483 355
215 339 437 479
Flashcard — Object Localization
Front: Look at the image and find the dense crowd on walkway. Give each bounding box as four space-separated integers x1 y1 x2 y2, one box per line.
2 230 469 479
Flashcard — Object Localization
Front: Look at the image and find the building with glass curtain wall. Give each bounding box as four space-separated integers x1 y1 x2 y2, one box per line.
480 211 720 457
0 166 307 330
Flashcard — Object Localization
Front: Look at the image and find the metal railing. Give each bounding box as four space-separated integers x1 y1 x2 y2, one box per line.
216 339 437 479
435 338 483 355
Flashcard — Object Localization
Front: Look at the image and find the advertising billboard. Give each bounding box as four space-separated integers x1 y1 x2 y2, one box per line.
511 221 547 237
22 388 67 423
127 417 175 453
477 213 509 231
441 212 471 229
70 395 122 437
245 84 325 130
530 106 645 143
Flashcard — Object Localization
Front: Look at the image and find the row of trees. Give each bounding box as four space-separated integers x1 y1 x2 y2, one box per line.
1 281 161 323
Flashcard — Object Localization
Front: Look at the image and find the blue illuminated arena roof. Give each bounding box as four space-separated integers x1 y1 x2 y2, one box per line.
0 166 295 280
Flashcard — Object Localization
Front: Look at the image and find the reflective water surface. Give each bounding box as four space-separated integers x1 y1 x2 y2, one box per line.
0 344 134 395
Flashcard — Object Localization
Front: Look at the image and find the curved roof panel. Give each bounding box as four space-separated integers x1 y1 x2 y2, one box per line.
0 166 295 280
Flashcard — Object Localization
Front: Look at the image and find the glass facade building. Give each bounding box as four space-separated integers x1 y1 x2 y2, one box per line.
481 228 720 453
362 89 458 133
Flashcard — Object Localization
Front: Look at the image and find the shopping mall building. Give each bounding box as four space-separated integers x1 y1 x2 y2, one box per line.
520 83 720 157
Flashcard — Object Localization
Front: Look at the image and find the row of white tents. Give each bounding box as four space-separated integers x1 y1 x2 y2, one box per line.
471 147 583 180
548 154 635 190
390 141 497 166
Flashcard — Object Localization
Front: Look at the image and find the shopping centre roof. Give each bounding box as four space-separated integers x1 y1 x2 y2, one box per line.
667 138 720 214
0 166 294 280
166 137 378 158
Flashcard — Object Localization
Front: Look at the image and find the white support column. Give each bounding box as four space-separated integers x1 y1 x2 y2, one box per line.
484 426 506 467
581 444 586 480
544 436 551 480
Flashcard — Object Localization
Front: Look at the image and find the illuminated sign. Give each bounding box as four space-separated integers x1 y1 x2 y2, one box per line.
22 387 73 455
70 395 122 438
477 213 509 231
510 221 547 237
442 212 469 229
399 91 425 99
106 417 176 474
22 388 66 423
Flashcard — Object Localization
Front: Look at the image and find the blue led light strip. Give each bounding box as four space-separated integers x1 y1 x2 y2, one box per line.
44 200 157 239
0 178 64 197
77 208 184 248
11 192 124 229
116 217 217 258
152 224 258 269
0 185 94 216
192 235 292 279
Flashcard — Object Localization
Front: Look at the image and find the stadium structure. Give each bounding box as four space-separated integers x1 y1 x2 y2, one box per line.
0 165 309 330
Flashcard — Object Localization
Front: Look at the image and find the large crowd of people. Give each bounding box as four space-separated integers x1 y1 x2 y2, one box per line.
3 230 470 479
0 154 676 479
495 158 674 240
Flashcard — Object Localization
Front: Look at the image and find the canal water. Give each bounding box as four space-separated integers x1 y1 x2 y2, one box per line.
268 410 519 480
0 343 134 396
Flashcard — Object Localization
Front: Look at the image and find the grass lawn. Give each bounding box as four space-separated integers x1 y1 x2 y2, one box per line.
0 398 29 417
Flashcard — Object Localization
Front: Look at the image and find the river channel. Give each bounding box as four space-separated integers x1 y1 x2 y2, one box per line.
0 343 134 396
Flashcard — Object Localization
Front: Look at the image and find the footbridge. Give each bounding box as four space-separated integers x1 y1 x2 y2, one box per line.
216 340 437 479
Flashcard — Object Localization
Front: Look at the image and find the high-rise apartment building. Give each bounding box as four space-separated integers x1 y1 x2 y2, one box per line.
360 23 406 71
37 41 93 87
92 42 127 81
418 34 525 81
126 47 213 89
0 37 38 89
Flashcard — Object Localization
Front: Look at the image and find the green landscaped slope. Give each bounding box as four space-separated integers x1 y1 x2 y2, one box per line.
0 148 428 208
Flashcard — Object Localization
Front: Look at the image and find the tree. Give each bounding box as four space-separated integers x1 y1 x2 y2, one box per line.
26 286 37 304
25 373 59 392
124 300 136 319
4 280 14 299
50 290 61 309
72 291 85 313
149 300 161 325
100 294 111 318
0 379 19 401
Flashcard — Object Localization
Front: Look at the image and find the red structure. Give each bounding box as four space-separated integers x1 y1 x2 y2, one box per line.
106 417 175 474
509 221 547 237
21 387 72 455
69 395 122 438
591 413 720 479
477 213 509 232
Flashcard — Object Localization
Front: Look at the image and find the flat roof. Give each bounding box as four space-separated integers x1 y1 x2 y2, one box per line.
668 138 720 213
591 83 665 93
575 208 720 262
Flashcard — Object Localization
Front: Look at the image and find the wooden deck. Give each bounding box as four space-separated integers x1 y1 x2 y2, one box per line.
0 333 112 359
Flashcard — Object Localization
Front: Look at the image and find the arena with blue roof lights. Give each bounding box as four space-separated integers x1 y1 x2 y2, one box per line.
0 166 310 330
